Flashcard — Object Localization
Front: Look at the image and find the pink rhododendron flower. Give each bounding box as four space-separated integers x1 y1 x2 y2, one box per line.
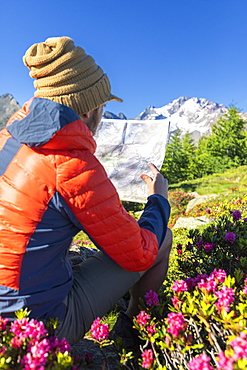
216 332 247 369
215 285 235 312
136 311 150 326
232 210 242 221
197 270 227 293
233 199 242 204
146 324 156 337
194 274 209 285
230 332 247 360
188 353 213 370
216 352 233 370
216 351 233 370
21 338 50 369
171 296 182 309
10 336 25 349
167 312 186 337
0 316 9 331
90 317 109 341
0 315 76 369
204 243 214 252
141 349 154 369
0 346 6 356
198 277 217 293
211 269 227 283
144 290 159 307
10 318 47 340
225 232 236 243
171 279 188 293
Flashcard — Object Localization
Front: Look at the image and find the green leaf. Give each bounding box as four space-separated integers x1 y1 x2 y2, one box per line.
14 307 31 319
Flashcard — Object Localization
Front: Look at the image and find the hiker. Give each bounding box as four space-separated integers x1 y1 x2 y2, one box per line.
0 36 172 346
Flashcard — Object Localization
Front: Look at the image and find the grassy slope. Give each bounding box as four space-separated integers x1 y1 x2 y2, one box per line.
73 165 247 246
169 165 247 196
166 165 247 291
74 165 247 341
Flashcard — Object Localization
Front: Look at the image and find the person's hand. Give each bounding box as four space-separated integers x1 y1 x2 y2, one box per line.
141 163 168 199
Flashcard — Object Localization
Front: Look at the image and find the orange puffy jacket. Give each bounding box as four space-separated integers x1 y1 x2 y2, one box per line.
0 98 170 320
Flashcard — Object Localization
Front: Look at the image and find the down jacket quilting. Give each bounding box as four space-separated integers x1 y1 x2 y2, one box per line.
0 97 170 320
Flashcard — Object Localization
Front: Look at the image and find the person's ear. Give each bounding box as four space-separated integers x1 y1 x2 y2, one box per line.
80 111 91 120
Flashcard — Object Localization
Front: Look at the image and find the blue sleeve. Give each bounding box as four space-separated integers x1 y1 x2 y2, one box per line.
138 194 170 248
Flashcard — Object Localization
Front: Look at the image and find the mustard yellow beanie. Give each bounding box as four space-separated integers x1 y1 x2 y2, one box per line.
23 36 122 115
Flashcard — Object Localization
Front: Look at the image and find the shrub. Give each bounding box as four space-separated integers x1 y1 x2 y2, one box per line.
168 191 195 212
97 196 247 369
176 203 247 279
115 270 247 369
0 310 80 369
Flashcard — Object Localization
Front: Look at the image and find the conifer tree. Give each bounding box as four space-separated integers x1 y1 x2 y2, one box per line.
161 130 195 184
161 108 247 184
192 136 226 177
181 132 196 179
206 108 247 167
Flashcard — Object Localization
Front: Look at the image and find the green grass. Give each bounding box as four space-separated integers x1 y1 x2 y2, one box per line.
73 165 247 256
169 165 247 196
74 164 247 359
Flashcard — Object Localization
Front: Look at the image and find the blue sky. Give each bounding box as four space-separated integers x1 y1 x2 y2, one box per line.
1 0 247 118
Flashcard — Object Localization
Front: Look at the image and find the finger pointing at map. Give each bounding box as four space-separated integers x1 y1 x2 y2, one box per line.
141 163 168 199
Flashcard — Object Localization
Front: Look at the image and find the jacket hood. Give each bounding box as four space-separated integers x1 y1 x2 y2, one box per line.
7 98 96 153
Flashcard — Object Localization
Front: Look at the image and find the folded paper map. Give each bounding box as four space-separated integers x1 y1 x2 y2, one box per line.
94 118 170 203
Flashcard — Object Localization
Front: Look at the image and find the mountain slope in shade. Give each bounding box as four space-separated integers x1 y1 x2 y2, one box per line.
103 111 127 120
0 94 21 129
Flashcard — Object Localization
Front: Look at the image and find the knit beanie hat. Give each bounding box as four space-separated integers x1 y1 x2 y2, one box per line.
23 36 122 115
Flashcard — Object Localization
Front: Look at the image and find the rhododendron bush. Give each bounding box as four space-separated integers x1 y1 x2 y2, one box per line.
176 205 247 278
113 199 247 369
0 310 80 369
2 196 245 369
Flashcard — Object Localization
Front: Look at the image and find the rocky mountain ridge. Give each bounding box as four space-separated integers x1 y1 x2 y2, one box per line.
1 94 245 142
104 96 229 142
0 94 21 129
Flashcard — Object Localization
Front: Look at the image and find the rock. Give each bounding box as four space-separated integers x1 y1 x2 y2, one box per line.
173 215 213 229
186 194 219 213
0 94 20 129
68 244 96 265
71 337 119 369
187 191 199 197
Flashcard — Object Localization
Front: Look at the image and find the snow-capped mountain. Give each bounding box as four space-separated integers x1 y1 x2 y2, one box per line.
0 94 231 143
134 97 228 141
